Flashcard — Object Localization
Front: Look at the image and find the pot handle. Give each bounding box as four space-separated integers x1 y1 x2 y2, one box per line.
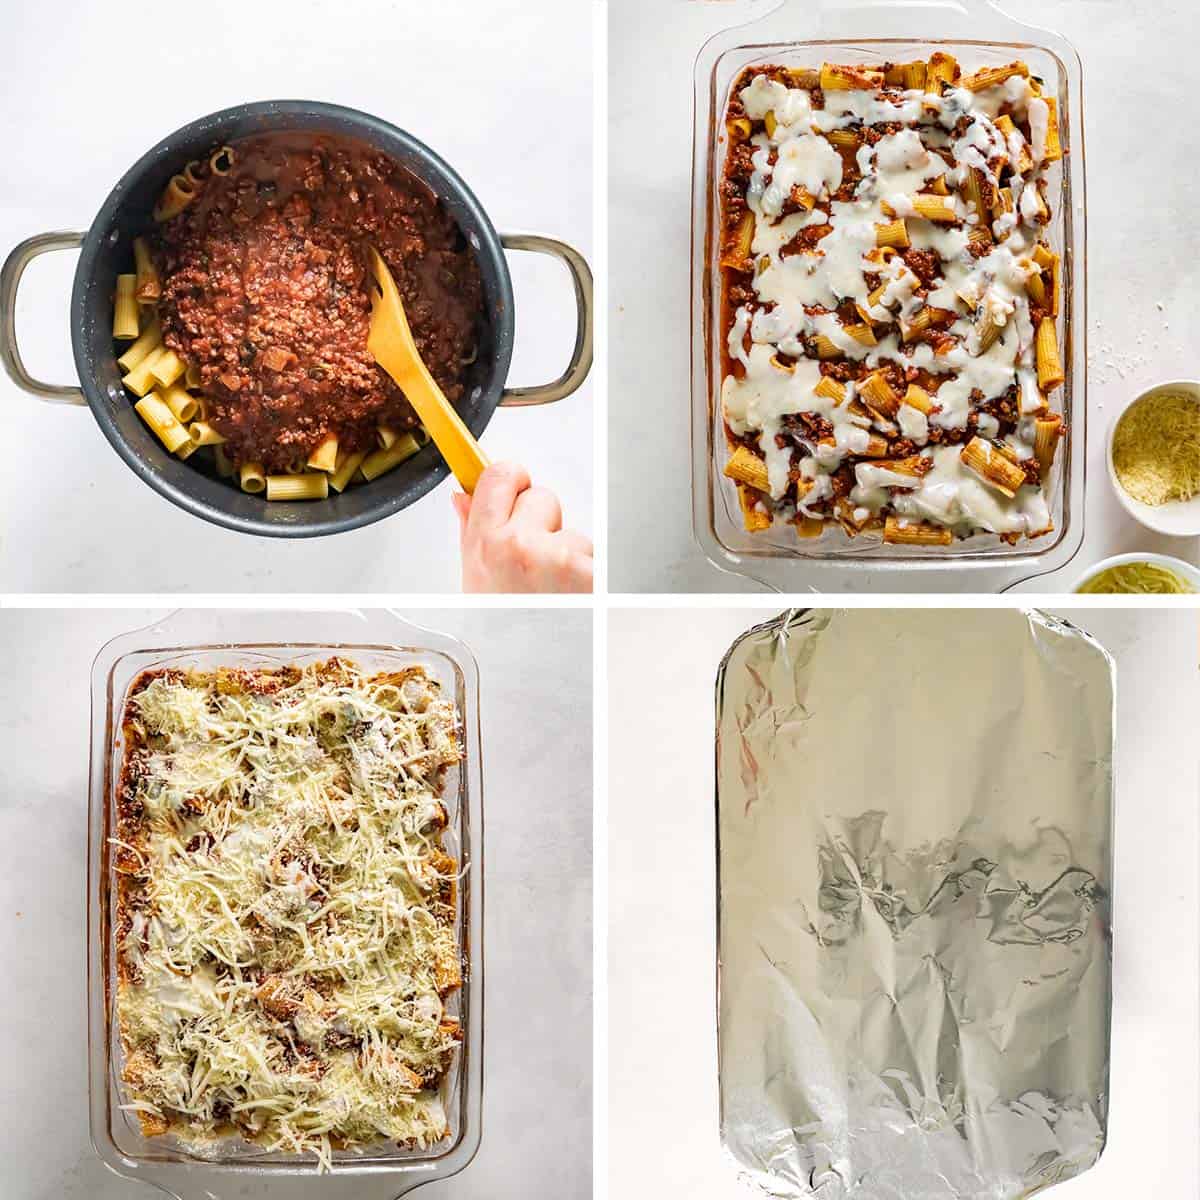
0 230 87 404
498 232 593 406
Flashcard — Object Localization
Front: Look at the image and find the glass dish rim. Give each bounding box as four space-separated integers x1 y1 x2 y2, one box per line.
85 610 484 1193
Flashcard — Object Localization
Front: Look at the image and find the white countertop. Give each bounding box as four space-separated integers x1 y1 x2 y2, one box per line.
608 0 1200 593
0 608 593 1198
608 605 1199 1195
0 0 593 594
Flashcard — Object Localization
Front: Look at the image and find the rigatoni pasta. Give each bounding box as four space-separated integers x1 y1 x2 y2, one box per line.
112 275 139 340
719 55 1068 544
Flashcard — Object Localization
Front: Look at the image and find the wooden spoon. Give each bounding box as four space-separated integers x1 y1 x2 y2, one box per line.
366 245 489 493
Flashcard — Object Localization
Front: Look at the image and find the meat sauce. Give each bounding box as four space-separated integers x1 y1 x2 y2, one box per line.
153 134 485 472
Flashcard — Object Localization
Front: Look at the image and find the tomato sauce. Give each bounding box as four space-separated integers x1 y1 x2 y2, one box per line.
154 133 485 471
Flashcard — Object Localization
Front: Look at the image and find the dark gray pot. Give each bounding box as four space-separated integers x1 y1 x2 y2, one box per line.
0 100 592 537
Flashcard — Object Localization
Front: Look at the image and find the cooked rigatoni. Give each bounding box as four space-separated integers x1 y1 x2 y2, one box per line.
361 432 423 482
134 393 190 454
265 472 330 501
132 237 161 302
112 275 139 340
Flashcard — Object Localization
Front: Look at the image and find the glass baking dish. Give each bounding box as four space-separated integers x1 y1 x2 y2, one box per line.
87 609 483 1200
691 0 1086 590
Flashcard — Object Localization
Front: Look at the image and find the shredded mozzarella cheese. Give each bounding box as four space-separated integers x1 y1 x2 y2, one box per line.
114 660 463 1169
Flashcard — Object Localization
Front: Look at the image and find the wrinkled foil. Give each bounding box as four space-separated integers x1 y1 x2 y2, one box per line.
716 610 1114 1200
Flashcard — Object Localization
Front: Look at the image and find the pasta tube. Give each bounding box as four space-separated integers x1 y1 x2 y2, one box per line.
122 346 168 397
720 213 755 270
826 129 860 151
813 375 846 405
132 237 161 302
240 462 266 494
737 485 772 531
153 174 197 222
883 194 958 223
1041 97 1063 163
149 349 186 389
784 67 820 88
885 61 927 90
182 159 207 187
884 516 952 545
307 433 339 473
117 320 162 373
266 472 330 501
902 384 935 414
113 275 139 340
925 52 958 94
962 62 1028 92
329 449 369 493
1034 414 1064 476
161 384 198 424
210 145 236 175
820 63 884 90
187 420 226 447
134 393 191 454
723 445 770 493
360 432 422 481
875 219 910 249
1036 317 1065 391
960 436 1027 498
858 371 901 417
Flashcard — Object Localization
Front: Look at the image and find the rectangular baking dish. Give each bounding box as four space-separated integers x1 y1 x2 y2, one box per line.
87 609 483 1200
691 0 1086 589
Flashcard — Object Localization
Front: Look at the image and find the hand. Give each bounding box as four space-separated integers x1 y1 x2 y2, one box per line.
452 462 593 594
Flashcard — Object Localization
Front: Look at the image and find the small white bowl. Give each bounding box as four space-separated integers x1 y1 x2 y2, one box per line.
1073 551 1200 593
1106 379 1200 536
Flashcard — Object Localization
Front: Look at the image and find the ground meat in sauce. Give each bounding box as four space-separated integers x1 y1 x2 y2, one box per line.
153 134 485 472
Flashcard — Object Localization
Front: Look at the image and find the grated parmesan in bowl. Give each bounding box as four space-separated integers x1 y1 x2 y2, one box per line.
1106 381 1200 536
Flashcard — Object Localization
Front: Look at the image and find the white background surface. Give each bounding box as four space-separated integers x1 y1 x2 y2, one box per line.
608 0 1200 593
608 605 1199 1195
0 0 593 594
0 607 593 1199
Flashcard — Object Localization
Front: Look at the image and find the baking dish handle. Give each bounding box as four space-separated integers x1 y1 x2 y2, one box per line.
498 232 593 406
731 0 1054 38
0 230 86 404
120 1174 446 1199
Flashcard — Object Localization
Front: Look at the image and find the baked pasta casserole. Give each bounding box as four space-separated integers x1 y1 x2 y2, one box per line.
112 659 463 1168
719 56 1067 545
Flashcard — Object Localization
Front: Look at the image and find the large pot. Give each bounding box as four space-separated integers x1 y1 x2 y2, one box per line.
0 100 592 538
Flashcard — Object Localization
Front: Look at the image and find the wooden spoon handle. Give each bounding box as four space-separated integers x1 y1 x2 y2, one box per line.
402 359 490 494
366 246 489 494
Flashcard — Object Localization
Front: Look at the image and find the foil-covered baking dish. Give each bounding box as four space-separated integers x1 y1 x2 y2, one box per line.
716 609 1114 1197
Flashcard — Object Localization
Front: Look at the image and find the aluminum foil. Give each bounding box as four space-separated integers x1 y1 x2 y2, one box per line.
716 609 1114 1200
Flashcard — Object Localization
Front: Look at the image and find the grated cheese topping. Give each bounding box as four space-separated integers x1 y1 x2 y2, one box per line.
1111 391 1200 507
113 659 464 1170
